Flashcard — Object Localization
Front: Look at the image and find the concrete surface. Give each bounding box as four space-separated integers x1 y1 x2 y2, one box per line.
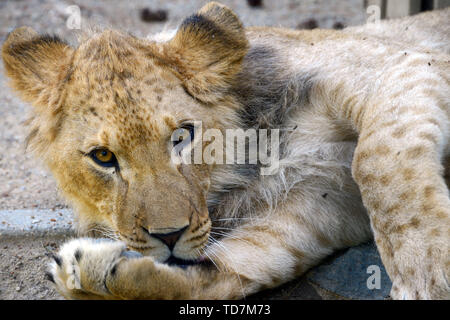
0 209 74 236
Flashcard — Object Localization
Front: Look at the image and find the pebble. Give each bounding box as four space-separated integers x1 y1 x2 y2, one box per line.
140 8 168 23
247 0 263 8
298 18 318 30
333 21 346 29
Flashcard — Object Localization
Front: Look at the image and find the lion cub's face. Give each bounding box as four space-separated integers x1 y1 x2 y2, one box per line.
54 32 215 263
2 3 248 263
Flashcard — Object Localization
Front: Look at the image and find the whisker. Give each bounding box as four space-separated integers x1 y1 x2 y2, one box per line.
200 245 223 273
206 236 246 298
206 237 230 273
211 226 254 234
85 225 121 241
209 231 255 247
212 217 264 222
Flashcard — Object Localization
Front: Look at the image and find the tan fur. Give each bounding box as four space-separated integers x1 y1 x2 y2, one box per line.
2 2 449 299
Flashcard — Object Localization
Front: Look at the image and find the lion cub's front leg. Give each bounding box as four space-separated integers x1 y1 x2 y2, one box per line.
49 238 240 299
352 103 450 299
48 238 144 299
48 237 248 299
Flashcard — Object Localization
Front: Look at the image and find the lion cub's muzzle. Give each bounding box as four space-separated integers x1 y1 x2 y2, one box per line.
141 225 202 267
143 225 188 251
127 214 211 266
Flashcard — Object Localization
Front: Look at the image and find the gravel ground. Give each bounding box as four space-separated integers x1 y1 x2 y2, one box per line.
0 0 368 300
0 235 70 300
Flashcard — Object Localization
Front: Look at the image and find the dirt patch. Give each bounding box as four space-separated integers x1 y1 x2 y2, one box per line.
0 234 71 300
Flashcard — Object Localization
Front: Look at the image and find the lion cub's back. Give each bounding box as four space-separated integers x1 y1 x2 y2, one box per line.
348 7 450 54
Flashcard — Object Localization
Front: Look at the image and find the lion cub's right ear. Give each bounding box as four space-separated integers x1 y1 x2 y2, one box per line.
2 27 73 111
163 2 249 104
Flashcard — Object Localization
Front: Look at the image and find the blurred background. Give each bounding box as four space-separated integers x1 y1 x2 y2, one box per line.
0 0 367 46
1 0 449 47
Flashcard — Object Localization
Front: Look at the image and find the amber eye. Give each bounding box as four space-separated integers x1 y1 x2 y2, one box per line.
89 149 117 167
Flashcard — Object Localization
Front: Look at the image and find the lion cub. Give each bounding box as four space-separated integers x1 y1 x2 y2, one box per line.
2 2 449 299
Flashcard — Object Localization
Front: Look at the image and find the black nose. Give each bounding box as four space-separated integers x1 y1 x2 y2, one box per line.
150 226 188 251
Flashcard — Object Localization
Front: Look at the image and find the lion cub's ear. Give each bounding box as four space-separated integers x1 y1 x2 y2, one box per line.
165 2 249 103
2 27 73 111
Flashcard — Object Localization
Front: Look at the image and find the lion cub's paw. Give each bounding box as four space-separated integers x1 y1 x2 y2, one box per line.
390 260 450 300
47 238 141 299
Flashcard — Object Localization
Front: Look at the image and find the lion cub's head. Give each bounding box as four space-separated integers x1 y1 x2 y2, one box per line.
2 2 248 264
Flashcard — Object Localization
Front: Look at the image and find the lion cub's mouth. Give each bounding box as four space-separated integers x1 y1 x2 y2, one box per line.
165 255 204 268
123 246 210 269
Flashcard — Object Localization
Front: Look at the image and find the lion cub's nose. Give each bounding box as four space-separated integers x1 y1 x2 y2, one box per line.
150 226 188 251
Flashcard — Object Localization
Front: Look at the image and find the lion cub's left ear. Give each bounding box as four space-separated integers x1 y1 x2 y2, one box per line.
164 2 249 103
2 26 74 111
